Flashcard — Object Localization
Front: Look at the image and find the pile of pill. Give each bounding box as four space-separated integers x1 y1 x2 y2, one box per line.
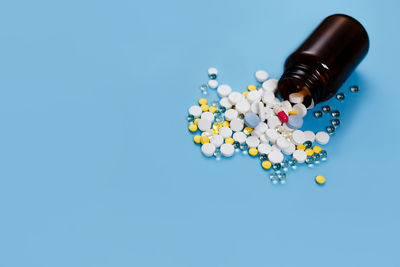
187 68 358 185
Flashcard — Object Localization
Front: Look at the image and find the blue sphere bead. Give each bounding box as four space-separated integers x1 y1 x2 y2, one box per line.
269 173 278 184
277 172 287 184
313 153 321 162
304 140 312 148
272 163 281 171
187 115 195 122
320 150 328 161
306 156 315 165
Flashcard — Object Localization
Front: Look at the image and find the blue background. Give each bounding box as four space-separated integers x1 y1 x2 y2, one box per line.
0 0 399 266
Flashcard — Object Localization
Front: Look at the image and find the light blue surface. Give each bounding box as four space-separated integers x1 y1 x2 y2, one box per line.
0 0 399 266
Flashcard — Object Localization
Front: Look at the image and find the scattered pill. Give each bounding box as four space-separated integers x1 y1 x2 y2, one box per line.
262 160 272 170
248 147 258 156
220 143 234 157
293 149 307 163
267 115 281 129
243 126 253 135
230 119 244 132
262 79 278 92
255 70 269 82
201 104 209 112
193 135 201 144
189 105 202 118
201 143 216 157
235 99 251 114
201 111 214 122
291 130 306 145
244 112 261 128
268 150 284 164
217 84 232 97
200 136 210 144
287 114 303 129
266 128 279 142
208 67 218 76
209 106 217 113
293 103 307 117
315 175 326 185
289 92 304 104
188 124 198 132
305 148 314 156
247 90 262 103
225 137 234 144
258 143 272 155
315 131 330 145
262 91 275 104
222 121 230 127
303 130 316 142
211 135 224 147
198 98 207 105
247 84 257 91
228 91 244 105
313 146 322 154
246 136 260 148
208 79 218 89
219 126 233 138
282 143 296 155
219 97 233 109
233 131 247 143
198 118 212 131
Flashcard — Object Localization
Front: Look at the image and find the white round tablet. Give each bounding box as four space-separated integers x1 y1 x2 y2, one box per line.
208 79 218 89
259 134 269 144
219 97 232 109
210 134 223 147
219 126 232 138
268 150 284 164
262 79 278 92
201 143 216 157
201 129 213 137
291 130 306 145
255 70 269 82
230 119 244 132
315 131 330 145
282 143 296 155
201 111 214 122
262 91 275 104
228 92 244 105
293 149 307 163
250 101 260 114
220 143 234 157
246 90 261 103
293 103 307 117
267 115 281 129
198 118 212 131
281 100 292 114
224 109 238 121
289 92 304 104
276 136 290 150
246 136 260 148
235 100 250 114
208 67 218 76
188 105 202 118
258 143 272 155
304 130 316 142
217 84 232 97
251 122 268 137
266 128 279 142
233 131 247 144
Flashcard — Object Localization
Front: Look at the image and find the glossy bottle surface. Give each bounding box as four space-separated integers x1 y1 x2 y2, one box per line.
278 14 369 106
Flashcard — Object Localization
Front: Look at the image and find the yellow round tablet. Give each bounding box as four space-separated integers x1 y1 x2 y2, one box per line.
198 98 207 105
262 160 272 170
244 127 253 135
201 104 209 112
193 135 201 144
297 144 305 150
242 91 249 97
225 137 234 144
247 84 257 91
194 118 200 125
315 175 326 185
248 147 258 156
305 148 314 156
313 146 322 154
188 124 197 132
209 106 217 113
222 121 230 127
200 136 210 144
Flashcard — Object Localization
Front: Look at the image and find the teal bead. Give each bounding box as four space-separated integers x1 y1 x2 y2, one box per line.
326 125 336 134
214 148 221 159
331 110 340 117
281 160 289 170
288 159 297 169
277 172 286 184
260 154 268 161
269 173 278 184
331 118 341 127
187 115 194 122
211 100 219 107
240 143 249 151
336 93 345 101
304 140 312 148
306 156 315 165
200 84 208 95
320 150 328 161
313 153 321 162
215 114 224 122
209 74 217 79
272 163 281 171
219 107 226 113
314 110 323 118
322 105 331 113
350 85 359 93
233 141 240 149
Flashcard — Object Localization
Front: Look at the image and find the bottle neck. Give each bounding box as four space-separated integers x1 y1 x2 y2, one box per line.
278 63 329 104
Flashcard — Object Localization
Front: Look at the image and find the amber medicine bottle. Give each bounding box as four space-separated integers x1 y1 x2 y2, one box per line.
278 14 369 106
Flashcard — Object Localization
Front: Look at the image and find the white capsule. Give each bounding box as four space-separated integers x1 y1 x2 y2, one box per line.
293 149 307 163
201 143 216 157
315 131 330 145
201 111 214 122
255 70 269 82
217 84 232 97
262 91 275 104
208 67 218 76
246 90 261 103
229 119 244 132
198 118 212 131
233 131 247 144
210 134 224 147
228 92 244 105
208 79 218 89
268 150 284 164
224 109 238 121
220 143 234 157
188 105 202 118
266 128 279 143
304 130 316 142
246 136 260 148
219 126 232 138
267 115 281 129
219 97 232 109
262 79 278 93
251 101 260 114
291 130 306 145
235 99 250 114
258 143 272 155
293 103 307 117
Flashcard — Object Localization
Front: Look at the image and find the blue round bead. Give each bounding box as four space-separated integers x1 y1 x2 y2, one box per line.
244 112 260 128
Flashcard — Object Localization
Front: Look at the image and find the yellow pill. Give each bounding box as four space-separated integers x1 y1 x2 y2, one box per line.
201 104 209 112
242 91 249 97
198 98 207 105
188 124 198 132
212 128 219 135
194 118 200 125
213 122 222 130
297 144 305 150
225 137 234 144
244 127 253 135
193 135 201 144
248 147 258 156
305 148 314 156
222 121 230 127
313 146 322 154
200 136 210 144
288 110 298 115
209 106 217 113
248 84 257 91
262 160 272 170
315 175 326 185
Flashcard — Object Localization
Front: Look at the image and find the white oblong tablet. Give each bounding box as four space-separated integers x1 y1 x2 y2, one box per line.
224 109 238 121
219 126 232 138
188 105 202 118
201 143 216 157
230 119 244 132
258 102 265 121
258 143 272 155
293 103 307 117
201 111 214 122
262 79 278 92
293 149 307 163
268 150 284 164
210 134 223 147
233 131 247 144
281 100 292 114
255 70 269 82
289 92 304 104
291 130 306 145
282 143 296 155
246 90 261 103
220 143 234 157
315 131 330 145
246 136 260 148
266 128 279 143
267 115 281 129
228 92 244 105
250 101 260 114
208 67 218 76
198 118 211 131
217 84 232 97
304 130 316 142
219 97 232 109
262 91 275 104
235 100 250 114
208 79 218 89
276 136 290 150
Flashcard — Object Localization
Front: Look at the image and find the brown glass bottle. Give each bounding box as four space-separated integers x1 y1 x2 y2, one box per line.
278 14 369 106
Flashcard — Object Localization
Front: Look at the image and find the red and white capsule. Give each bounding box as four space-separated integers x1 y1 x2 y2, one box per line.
273 105 289 123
